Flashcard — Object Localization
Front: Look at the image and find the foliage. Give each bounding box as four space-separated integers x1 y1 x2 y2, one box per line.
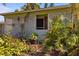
31 32 38 40
29 32 38 40
43 16 79 55
15 9 19 12
0 35 30 56
68 47 79 56
15 3 54 12
19 3 40 11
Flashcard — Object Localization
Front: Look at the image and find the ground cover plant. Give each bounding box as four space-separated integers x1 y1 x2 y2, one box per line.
0 34 30 56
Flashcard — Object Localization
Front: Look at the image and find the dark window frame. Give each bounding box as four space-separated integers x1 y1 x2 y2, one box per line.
17 16 20 22
36 14 48 30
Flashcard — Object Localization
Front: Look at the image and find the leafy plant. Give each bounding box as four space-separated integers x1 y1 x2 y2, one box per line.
30 32 38 40
68 47 79 56
43 16 79 55
0 35 30 56
28 32 38 44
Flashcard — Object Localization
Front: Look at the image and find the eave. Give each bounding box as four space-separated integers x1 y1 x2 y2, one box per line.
0 5 71 16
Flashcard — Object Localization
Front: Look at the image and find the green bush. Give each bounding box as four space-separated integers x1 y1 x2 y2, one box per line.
43 16 79 55
30 32 38 40
0 35 30 56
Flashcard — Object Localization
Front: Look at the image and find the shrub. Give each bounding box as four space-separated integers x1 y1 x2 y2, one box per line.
68 47 79 56
43 16 79 55
30 32 38 40
63 34 78 51
29 32 38 44
0 35 30 56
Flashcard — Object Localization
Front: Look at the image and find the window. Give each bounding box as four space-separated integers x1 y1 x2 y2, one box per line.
12 24 15 27
36 15 48 30
17 17 20 22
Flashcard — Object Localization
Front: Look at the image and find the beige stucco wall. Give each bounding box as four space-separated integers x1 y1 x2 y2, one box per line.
23 11 71 39
4 15 24 36
4 16 13 35
24 13 48 39
4 9 72 39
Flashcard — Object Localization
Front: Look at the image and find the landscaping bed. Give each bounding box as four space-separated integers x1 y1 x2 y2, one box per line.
0 34 79 56
1 16 79 56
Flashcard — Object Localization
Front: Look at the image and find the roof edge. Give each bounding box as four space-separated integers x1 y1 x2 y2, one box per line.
0 5 71 16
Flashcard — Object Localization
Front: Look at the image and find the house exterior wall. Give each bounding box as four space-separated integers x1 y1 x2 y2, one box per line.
24 13 48 39
4 16 13 35
0 24 4 34
12 15 25 37
3 7 72 39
